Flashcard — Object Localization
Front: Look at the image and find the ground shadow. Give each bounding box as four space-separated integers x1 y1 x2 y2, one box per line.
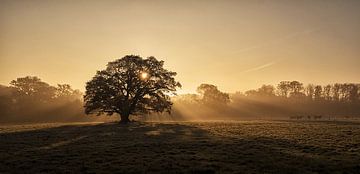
0 122 359 173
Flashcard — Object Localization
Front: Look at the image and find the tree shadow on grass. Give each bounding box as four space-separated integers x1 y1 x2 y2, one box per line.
0 122 359 174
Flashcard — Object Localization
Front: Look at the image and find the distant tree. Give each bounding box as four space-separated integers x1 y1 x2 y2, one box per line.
245 85 275 97
245 89 258 97
197 84 230 104
277 81 291 97
56 84 73 97
289 81 304 98
314 85 323 101
258 85 276 97
10 76 56 103
55 84 82 101
346 83 359 103
305 84 315 100
332 83 341 101
339 84 350 101
84 55 181 123
323 85 332 101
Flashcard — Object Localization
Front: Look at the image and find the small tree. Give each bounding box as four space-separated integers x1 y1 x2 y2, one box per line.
289 81 304 98
305 84 315 100
84 55 181 123
277 81 291 97
196 84 229 104
314 85 323 101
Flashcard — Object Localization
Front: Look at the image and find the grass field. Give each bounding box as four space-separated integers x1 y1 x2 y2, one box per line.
0 121 359 174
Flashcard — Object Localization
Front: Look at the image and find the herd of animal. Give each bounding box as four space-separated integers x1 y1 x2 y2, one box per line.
289 115 325 120
289 115 359 120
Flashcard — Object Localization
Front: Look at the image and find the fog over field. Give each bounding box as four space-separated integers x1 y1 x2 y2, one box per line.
1 78 360 123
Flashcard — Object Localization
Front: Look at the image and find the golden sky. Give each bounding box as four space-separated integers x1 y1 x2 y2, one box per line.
1 0 359 93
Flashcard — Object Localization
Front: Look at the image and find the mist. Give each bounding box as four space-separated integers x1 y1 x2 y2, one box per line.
0 76 117 124
1 76 359 124
144 82 360 122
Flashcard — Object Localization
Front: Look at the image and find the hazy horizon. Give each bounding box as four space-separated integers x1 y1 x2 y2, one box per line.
1 0 359 93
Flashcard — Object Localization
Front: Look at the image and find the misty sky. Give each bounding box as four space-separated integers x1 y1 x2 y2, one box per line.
1 0 359 93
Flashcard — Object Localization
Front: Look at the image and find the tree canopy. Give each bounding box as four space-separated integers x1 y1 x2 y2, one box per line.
84 55 181 123
10 76 56 103
197 84 230 104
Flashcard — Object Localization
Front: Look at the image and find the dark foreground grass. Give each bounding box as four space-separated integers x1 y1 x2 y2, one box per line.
0 121 359 174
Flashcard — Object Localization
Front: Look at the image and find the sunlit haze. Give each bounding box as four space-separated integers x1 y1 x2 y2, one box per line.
1 0 359 93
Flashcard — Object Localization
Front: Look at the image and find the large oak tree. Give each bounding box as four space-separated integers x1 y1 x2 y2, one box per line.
84 55 181 123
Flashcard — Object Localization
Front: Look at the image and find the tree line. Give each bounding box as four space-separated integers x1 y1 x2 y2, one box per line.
247 81 360 103
1 77 360 123
154 81 360 121
1 77 359 123
0 76 91 123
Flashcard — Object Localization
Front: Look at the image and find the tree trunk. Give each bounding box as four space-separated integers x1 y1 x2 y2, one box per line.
119 114 130 124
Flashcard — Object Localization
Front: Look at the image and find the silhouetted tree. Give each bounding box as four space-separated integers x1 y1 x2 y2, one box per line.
197 84 230 104
332 83 341 101
344 83 359 103
84 55 181 123
305 84 315 100
314 85 323 101
10 76 56 103
56 84 73 97
323 85 332 101
339 84 349 101
289 81 304 98
277 81 291 97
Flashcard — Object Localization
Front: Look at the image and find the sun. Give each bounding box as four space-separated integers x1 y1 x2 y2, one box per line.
141 72 148 79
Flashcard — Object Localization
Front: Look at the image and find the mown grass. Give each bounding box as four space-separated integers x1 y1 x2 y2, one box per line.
0 120 359 173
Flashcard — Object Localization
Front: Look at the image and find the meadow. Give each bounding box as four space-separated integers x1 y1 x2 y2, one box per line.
0 120 359 174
